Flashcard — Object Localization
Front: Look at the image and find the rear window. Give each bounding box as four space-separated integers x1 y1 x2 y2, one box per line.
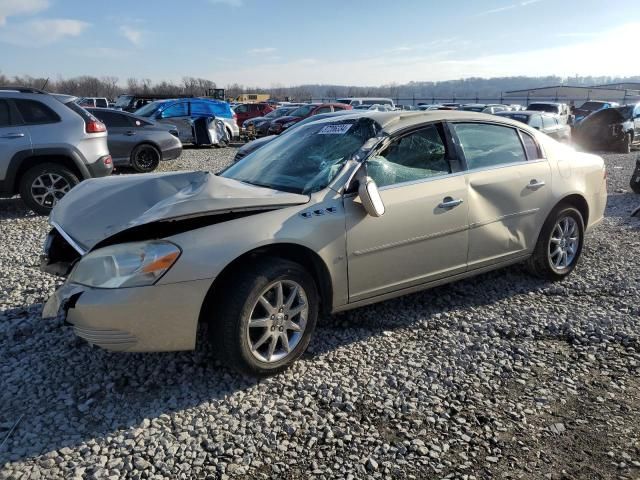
15 99 60 124
528 104 559 114
66 101 98 123
90 110 131 128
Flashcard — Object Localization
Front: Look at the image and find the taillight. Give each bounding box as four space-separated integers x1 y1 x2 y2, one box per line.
103 155 112 166
86 120 106 133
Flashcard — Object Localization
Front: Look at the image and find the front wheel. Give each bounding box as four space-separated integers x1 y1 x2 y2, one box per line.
527 205 584 281
209 258 318 376
19 163 80 215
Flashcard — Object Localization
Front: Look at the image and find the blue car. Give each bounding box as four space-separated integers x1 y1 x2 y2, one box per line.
134 98 238 144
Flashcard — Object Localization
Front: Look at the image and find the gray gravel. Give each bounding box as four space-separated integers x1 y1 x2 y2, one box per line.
1 145 639 479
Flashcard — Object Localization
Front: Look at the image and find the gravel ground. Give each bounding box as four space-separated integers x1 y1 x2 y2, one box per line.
1 145 639 480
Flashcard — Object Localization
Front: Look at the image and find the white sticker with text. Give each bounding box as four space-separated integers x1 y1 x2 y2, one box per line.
318 124 352 135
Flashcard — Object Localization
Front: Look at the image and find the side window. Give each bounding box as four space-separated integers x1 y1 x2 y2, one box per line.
14 99 60 124
190 101 214 116
0 100 13 127
234 104 248 113
160 102 188 118
367 123 451 188
452 123 526 169
315 106 332 114
520 131 541 160
95 99 108 108
529 115 542 129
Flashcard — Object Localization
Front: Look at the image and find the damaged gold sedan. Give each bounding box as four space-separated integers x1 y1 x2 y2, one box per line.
41 111 607 376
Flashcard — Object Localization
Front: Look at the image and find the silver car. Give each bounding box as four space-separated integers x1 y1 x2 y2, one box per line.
0 87 112 214
41 111 607 376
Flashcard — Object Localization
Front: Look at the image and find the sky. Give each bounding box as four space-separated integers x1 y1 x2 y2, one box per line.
0 0 638 87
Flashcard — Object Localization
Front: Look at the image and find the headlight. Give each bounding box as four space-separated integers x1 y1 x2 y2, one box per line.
69 241 181 289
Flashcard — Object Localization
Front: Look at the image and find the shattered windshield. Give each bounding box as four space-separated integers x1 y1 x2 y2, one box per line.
221 117 380 194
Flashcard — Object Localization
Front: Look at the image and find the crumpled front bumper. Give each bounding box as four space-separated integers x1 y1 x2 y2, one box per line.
43 278 213 352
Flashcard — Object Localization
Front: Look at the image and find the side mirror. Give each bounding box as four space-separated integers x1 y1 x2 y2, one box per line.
358 176 385 217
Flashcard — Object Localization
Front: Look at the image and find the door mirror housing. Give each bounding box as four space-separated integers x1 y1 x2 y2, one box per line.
358 176 385 217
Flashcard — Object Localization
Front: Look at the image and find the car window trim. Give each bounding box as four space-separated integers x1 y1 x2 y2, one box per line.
447 119 545 169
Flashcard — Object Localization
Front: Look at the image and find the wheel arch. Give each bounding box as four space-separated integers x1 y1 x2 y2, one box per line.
198 243 334 327
131 141 162 160
6 149 88 195
557 193 589 226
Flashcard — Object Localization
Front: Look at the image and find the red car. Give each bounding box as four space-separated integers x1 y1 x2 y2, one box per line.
268 103 352 134
234 103 274 128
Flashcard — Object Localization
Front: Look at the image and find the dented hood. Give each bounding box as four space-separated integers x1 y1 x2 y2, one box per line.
50 171 309 252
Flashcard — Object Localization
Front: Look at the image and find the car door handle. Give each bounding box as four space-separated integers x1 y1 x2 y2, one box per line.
124 131 136 136
526 179 546 190
0 132 25 139
438 197 464 209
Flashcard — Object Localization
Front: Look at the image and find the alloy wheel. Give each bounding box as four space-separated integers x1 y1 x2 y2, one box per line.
548 216 580 270
246 280 308 363
30 173 71 208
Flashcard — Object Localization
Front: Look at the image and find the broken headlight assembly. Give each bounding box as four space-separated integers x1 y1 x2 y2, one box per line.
69 241 181 289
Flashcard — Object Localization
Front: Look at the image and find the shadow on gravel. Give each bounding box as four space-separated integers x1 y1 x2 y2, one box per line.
0 198 39 221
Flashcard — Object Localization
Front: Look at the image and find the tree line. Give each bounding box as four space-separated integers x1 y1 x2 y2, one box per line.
1 72 638 102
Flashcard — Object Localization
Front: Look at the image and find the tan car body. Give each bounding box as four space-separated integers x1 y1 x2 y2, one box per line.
42 111 607 352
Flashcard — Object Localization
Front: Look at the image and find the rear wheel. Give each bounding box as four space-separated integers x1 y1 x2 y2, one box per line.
527 205 584 281
130 144 160 173
208 258 318 376
19 163 79 215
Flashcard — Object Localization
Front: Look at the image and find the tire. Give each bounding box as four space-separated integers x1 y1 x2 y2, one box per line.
130 144 160 173
209 258 319 376
619 133 632 154
527 205 584 281
19 163 80 215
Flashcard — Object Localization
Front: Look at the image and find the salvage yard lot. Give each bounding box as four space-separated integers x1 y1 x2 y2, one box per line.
1 147 639 479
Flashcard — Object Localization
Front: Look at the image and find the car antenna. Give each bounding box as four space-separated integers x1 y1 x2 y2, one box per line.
41 77 49 91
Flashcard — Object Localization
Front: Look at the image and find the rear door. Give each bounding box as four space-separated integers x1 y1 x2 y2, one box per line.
450 121 553 269
0 99 32 187
345 122 468 301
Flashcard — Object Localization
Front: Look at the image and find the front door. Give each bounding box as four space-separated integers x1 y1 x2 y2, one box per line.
450 122 553 269
157 102 191 143
345 122 469 302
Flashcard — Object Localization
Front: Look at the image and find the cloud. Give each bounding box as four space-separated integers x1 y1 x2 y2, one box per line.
247 47 276 55
0 18 89 46
0 0 48 25
120 25 143 46
478 0 543 15
209 22 639 87
208 0 242 6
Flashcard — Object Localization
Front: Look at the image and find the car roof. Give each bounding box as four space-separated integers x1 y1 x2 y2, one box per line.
297 110 530 134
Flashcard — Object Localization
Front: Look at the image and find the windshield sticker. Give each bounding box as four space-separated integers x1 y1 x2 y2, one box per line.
318 124 352 135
